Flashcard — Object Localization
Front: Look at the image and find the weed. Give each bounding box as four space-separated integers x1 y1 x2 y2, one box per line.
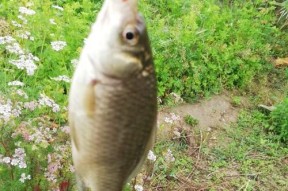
184 115 199 127
269 98 288 144
231 96 242 107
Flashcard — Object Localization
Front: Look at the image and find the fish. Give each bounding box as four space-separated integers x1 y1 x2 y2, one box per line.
68 0 157 190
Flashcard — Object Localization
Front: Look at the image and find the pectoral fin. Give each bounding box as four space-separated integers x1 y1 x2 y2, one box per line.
84 80 98 117
69 116 80 151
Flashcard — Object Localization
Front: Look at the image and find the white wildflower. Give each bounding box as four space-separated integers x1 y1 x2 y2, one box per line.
11 158 20 166
8 81 24 86
9 53 39 75
19 161 27 168
61 126 70 134
52 5 64 11
11 20 22 28
2 157 11 164
69 164 75 173
23 101 38 111
6 42 24 55
173 128 181 138
16 89 28 99
49 19 56 25
164 149 175 163
71 59 79 67
164 113 181 124
0 36 16 44
18 15 28 24
171 113 181 121
170 92 184 103
38 94 60 112
19 174 25 183
52 105 60 112
0 37 5 44
12 105 22 117
147 150 157 162
19 173 31 183
17 31 31 40
19 7 36 15
164 117 173 124
0 100 13 122
51 75 71 83
14 148 25 158
51 41 67 51
134 185 144 191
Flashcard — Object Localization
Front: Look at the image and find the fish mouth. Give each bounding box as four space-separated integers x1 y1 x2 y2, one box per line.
96 0 140 33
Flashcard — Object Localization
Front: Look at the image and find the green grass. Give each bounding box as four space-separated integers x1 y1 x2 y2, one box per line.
0 0 287 190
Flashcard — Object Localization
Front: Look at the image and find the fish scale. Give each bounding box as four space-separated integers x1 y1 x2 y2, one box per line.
70 72 157 190
68 0 156 190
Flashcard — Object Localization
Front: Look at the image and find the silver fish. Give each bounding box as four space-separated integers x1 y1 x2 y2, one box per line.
68 0 157 190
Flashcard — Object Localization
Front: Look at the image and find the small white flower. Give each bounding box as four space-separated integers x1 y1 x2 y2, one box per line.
16 90 28 99
8 81 24 86
173 129 181 138
18 15 28 24
0 37 5 44
170 92 183 103
0 100 13 122
69 164 75 173
38 94 60 113
14 148 26 157
2 157 11 164
23 101 38 111
164 117 173 124
61 126 70 134
0 36 16 44
11 158 20 166
171 113 180 121
71 59 79 67
147 150 157 162
134 185 144 191
19 174 25 183
19 7 36 15
51 75 71 83
19 161 27 168
49 19 56 25
51 41 67 51
52 5 64 11
19 173 30 183
164 149 175 163
164 113 181 124
52 105 60 113
11 20 22 28
9 53 39 75
6 42 24 55
17 31 31 40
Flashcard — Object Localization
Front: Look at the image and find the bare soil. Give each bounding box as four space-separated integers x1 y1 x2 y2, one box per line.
157 94 243 145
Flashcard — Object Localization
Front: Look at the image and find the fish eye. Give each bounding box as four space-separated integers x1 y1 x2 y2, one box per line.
126 32 134 40
123 25 139 46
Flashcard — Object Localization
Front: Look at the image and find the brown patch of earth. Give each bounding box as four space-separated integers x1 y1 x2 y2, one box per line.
156 94 244 148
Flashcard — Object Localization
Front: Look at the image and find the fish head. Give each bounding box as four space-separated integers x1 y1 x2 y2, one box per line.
88 0 152 79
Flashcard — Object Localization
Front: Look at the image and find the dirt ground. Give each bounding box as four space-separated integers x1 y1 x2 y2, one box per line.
159 94 239 130
157 94 243 145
